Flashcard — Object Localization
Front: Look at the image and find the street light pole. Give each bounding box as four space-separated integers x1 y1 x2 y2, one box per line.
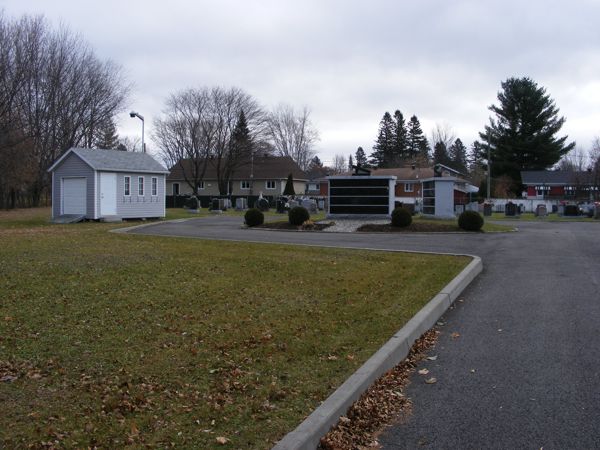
129 111 145 153
486 129 491 201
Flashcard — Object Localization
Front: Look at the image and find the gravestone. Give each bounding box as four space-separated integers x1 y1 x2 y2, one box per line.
257 197 270 212
235 198 247 211
505 202 517 216
535 204 547 217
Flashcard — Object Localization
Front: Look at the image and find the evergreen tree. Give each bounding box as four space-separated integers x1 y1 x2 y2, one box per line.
229 110 252 159
355 146 368 167
370 112 395 167
448 138 468 173
95 118 119 149
406 115 429 161
283 173 296 196
348 154 354 171
433 141 451 167
480 76 575 189
223 110 254 195
308 155 323 170
392 110 408 164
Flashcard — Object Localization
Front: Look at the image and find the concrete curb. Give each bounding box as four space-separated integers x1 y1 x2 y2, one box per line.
109 218 198 234
272 256 483 450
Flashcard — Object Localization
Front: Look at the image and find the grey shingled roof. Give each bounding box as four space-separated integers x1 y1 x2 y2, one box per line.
521 170 595 185
70 148 169 173
168 155 306 181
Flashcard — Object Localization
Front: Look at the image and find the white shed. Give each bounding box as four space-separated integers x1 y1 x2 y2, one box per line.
48 148 169 222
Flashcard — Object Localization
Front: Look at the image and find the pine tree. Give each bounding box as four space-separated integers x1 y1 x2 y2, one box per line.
223 110 254 195
406 115 429 161
229 110 252 159
433 141 451 167
95 118 119 149
480 76 575 189
348 154 354 171
308 155 323 170
392 110 408 164
448 138 468 173
370 112 395 167
355 146 368 167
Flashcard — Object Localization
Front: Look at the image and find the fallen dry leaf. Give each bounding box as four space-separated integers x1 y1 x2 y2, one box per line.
320 330 440 450
451 332 461 339
424 377 437 384
417 368 429 375
426 355 438 361
216 436 229 445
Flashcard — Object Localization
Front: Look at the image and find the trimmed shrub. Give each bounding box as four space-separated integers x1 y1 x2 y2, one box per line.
458 210 484 231
289 206 310 226
391 207 412 228
244 208 264 227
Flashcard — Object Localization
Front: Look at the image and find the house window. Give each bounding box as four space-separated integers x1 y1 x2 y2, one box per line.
405 183 414 193
138 176 144 196
197 181 205 190
265 180 276 190
308 182 319 191
172 183 180 196
240 180 251 190
151 177 158 196
124 176 131 196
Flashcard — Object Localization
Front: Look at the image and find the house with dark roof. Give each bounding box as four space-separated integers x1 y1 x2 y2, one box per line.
521 170 600 200
48 148 169 221
167 155 307 198
304 167 330 196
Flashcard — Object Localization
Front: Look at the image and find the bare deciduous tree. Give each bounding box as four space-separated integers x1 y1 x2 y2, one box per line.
330 154 347 175
0 12 129 207
556 146 589 171
266 104 319 171
153 86 265 195
430 122 456 150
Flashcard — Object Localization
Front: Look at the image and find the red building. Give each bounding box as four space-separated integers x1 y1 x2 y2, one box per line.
521 170 600 201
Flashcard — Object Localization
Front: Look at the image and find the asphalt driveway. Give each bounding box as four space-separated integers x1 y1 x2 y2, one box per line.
125 217 600 449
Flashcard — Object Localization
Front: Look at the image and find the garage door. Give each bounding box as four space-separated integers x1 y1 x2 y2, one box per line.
63 178 87 215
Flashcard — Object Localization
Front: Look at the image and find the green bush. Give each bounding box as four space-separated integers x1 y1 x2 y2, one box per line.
458 210 484 231
244 208 264 227
289 206 310 226
391 207 412 227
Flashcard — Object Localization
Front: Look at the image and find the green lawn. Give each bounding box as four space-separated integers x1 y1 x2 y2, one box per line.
411 215 514 232
488 212 598 222
0 208 467 449
165 207 326 223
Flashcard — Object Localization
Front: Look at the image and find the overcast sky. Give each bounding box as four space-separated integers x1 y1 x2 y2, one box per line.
3 0 600 165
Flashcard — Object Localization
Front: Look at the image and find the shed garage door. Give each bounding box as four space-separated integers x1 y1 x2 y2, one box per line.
63 177 87 215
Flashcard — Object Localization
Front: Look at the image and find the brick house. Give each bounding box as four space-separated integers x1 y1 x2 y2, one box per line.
521 170 600 201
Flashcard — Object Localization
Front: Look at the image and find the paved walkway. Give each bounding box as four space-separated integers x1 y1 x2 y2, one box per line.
125 217 600 449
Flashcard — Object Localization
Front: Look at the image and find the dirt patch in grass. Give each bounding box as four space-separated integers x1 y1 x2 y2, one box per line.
254 220 335 231
358 222 465 232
